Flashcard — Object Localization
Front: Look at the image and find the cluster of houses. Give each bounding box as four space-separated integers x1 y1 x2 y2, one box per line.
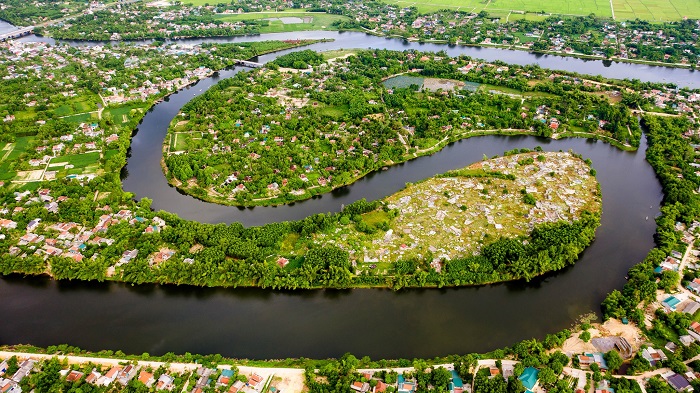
175 58 390 199
339 2 700 67
316 152 596 266
0 359 35 393
350 368 467 393
0 356 271 393
27 122 118 175
189 367 267 393
0 40 221 137
104 65 213 104
53 5 248 40
1 189 167 266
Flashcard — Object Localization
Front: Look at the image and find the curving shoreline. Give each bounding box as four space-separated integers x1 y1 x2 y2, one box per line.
0 25 670 358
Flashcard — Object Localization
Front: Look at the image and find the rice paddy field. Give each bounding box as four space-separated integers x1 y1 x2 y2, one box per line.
381 0 700 21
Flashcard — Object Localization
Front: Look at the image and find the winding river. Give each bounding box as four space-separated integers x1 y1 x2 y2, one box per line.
0 23 686 359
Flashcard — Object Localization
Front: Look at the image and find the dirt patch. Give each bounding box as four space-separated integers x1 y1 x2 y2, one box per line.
561 329 599 356
560 319 644 357
423 78 465 92
598 318 644 354
15 170 44 182
189 244 204 253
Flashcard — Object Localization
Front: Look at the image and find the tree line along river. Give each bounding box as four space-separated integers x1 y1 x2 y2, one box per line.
0 24 685 359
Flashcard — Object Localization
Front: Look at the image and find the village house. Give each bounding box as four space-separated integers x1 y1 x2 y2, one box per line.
577 353 607 371
155 374 175 390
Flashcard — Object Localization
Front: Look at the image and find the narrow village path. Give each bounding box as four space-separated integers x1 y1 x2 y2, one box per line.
610 0 616 20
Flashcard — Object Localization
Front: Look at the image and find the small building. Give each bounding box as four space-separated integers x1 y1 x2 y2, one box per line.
518 367 539 393
26 219 41 232
351 381 370 392
595 380 614 393
577 353 608 371
688 278 700 294
398 375 416 393
277 257 289 268
682 301 700 315
642 347 668 366
217 369 235 387
449 370 464 393
663 372 694 392
138 371 154 387
0 379 21 393
66 370 84 383
85 369 101 384
247 373 264 389
680 335 695 347
155 374 175 391
229 381 245 393
663 296 682 312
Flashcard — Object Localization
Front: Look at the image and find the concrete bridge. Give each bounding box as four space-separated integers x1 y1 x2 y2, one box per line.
0 26 35 41
234 59 264 68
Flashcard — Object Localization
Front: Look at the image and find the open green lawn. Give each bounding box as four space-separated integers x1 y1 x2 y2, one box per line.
53 96 99 118
172 132 202 151
1 136 34 181
319 105 347 120
13 110 36 121
53 151 101 168
0 161 16 181
62 112 98 123
215 12 349 32
106 103 147 125
381 0 698 20
104 149 120 160
3 136 34 162
321 49 359 60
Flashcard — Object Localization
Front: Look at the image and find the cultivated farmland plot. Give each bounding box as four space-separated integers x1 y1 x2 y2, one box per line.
383 0 700 20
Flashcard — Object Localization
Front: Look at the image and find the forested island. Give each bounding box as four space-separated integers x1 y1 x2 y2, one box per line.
164 49 639 206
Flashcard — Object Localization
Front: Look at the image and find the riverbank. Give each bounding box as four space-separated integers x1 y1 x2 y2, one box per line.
356 27 699 71
162 128 632 208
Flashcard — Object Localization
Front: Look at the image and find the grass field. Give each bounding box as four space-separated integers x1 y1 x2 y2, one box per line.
321 49 359 60
215 12 349 32
381 0 699 20
53 95 99 118
0 136 35 182
4 136 33 162
62 112 97 123
106 103 147 125
53 152 101 168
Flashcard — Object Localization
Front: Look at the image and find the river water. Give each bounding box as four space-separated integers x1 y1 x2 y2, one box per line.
0 21 680 359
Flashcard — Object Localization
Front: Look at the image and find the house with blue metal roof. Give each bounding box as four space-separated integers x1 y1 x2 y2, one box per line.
663 296 682 312
449 370 464 393
519 367 539 393
398 375 416 393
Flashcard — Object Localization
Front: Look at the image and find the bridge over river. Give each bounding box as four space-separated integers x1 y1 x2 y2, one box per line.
0 26 34 41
